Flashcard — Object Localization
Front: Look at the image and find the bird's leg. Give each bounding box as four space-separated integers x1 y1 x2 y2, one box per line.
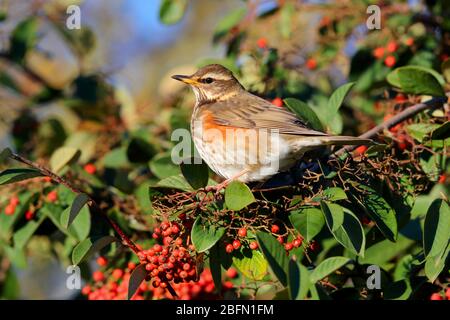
204 169 250 195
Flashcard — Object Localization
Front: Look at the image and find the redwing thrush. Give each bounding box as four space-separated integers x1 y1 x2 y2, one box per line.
172 64 371 185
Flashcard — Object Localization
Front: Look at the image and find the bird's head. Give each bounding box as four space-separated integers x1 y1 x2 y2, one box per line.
172 64 243 104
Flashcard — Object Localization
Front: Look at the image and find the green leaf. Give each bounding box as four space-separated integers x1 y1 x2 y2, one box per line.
156 175 193 192
10 18 38 62
323 187 347 201
180 158 209 189
225 181 255 211
13 214 46 249
62 193 90 228
431 121 450 140
71 236 119 265
406 123 440 142
279 3 294 39
354 185 398 242
102 147 129 168
424 243 449 282
423 199 450 258
213 8 246 42
310 257 351 283
191 217 225 253
127 263 147 300
232 249 268 280
135 182 152 215
50 147 81 173
61 205 91 241
1 269 20 299
0 168 42 185
320 202 366 256
256 232 289 286
149 153 181 179
288 258 310 300
209 244 222 292
327 82 355 116
283 98 324 132
0 148 12 163
390 66 445 97
159 0 187 25
289 207 325 242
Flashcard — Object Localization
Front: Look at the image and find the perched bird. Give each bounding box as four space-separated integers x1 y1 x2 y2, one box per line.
172 64 371 188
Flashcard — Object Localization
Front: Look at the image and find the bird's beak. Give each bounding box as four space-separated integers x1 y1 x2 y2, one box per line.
171 74 199 86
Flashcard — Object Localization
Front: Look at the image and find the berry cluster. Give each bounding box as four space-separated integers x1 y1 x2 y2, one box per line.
83 256 232 300
4 195 19 216
430 288 450 301
138 220 199 289
372 38 414 68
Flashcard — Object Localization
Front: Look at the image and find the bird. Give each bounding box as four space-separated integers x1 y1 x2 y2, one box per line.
172 64 372 189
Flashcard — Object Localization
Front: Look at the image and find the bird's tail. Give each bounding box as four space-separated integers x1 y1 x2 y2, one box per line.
321 135 373 146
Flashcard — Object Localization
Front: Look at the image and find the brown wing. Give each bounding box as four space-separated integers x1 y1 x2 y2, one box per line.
203 93 328 136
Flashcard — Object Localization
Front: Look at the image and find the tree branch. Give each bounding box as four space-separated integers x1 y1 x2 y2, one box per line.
8 151 140 255
334 96 447 157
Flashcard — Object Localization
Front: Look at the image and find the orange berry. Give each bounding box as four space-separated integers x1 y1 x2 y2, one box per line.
96 256 108 267
226 268 238 279
225 244 234 253
271 97 283 108
306 58 317 70
257 37 268 49
271 224 280 234
81 285 91 295
405 37 414 46
384 55 396 67
386 41 398 53
112 269 123 280
10 196 19 206
438 174 446 184
46 190 58 202
372 47 385 59
430 293 443 300
92 271 105 282
4 204 15 215
83 163 97 175
354 145 368 156
237 228 247 237
249 241 259 250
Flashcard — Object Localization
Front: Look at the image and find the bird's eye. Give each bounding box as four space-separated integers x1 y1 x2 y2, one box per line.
203 77 214 84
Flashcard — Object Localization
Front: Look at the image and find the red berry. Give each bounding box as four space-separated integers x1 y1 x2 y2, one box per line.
405 37 414 46
171 225 180 234
430 293 443 300
249 241 259 250
293 238 303 247
152 233 159 239
4 204 15 216
306 58 317 70
25 210 34 220
153 244 162 252
284 243 293 251
232 240 241 249
225 244 234 253
96 256 107 266
361 216 371 225
271 224 280 234
183 263 191 271
161 221 169 230
277 236 285 244
112 269 123 280
354 145 368 156
438 174 446 184
179 271 188 279
46 190 58 202
127 262 136 270
226 268 238 279
238 228 247 237
271 97 283 108
92 271 105 282
309 240 320 252
386 41 398 53
372 47 385 59
83 163 96 175
10 196 19 206
384 55 396 68
257 37 268 49
223 281 234 290
81 285 91 295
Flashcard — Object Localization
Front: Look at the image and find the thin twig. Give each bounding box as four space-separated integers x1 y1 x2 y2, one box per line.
8 152 140 255
334 96 447 156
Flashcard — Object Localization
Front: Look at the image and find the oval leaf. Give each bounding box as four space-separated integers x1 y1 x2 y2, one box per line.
63 193 90 228
0 168 42 185
288 258 310 300
159 0 187 25
423 199 450 258
310 256 351 283
232 249 268 280
396 66 445 97
191 217 225 253
289 207 325 242
127 263 147 300
225 181 255 211
327 82 355 116
256 231 289 286
71 236 119 265
50 146 81 173
180 158 209 190
283 98 324 132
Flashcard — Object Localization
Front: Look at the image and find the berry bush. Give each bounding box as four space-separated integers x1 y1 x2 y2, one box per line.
0 1 449 300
